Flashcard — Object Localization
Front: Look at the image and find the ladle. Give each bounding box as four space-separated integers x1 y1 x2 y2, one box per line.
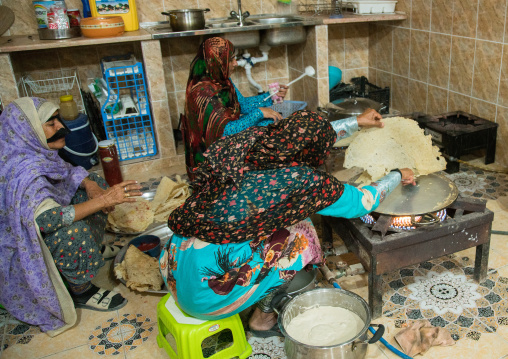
263 66 316 101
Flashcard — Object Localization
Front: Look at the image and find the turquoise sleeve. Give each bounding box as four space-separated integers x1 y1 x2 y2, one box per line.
317 171 402 218
329 116 358 141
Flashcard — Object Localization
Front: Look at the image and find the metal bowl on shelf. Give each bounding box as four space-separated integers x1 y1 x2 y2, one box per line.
38 27 81 40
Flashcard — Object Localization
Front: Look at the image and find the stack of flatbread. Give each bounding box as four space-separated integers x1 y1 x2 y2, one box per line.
107 176 190 233
114 245 164 292
343 117 446 184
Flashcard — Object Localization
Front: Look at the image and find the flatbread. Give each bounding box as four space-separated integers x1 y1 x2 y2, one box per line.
151 176 190 223
344 117 446 182
108 199 154 233
114 245 163 292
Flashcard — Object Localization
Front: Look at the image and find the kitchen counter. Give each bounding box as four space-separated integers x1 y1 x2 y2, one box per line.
0 12 407 52
0 29 152 53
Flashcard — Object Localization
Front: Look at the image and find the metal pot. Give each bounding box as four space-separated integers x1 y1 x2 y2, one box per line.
161 8 210 32
271 269 317 311
275 288 384 359
319 97 386 121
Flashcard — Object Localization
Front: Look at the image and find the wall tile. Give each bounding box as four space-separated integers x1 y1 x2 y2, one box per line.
318 77 330 107
377 25 393 73
287 42 305 72
449 36 475 95
303 27 317 70
342 68 368 84
428 33 451 88
316 25 329 79
408 79 428 113
495 106 508 166
168 37 201 92
369 68 377 85
427 85 448 115
242 0 262 15
411 0 431 31
2 0 38 35
160 40 176 93
150 100 175 158
391 75 409 113
289 68 305 102
499 45 508 107
477 0 506 42
141 40 167 102
377 70 392 90
431 0 453 34
452 0 478 38
0 54 19 106
344 24 369 69
199 0 232 18
448 91 471 113
56 46 102 85
472 40 502 103
303 76 318 109
409 30 429 82
266 45 288 80
392 27 410 77
138 0 165 23
395 0 411 28
368 24 377 68
11 50 60 73
470 98 497 121
328 25 345 70
167 92 180 129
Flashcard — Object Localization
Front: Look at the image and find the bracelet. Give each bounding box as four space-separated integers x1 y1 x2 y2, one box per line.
79 175 92 189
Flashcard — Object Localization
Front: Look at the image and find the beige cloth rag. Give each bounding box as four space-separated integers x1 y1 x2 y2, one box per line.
394 320 455 356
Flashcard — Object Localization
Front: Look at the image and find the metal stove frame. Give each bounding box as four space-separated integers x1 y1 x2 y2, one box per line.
321 196 494 318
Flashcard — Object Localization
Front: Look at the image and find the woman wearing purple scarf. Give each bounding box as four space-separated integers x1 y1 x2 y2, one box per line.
0 97 141 336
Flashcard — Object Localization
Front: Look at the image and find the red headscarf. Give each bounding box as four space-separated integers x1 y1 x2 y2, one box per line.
182 37 241 180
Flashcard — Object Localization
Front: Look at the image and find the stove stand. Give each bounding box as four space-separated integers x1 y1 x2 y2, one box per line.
321 196 494 318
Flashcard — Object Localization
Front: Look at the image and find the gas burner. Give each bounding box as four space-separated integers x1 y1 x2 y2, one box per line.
360 209 447 230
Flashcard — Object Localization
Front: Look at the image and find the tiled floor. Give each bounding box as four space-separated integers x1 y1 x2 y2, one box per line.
2 156 508 359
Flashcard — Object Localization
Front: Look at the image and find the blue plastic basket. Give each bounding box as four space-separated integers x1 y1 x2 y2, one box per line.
269 100 307 118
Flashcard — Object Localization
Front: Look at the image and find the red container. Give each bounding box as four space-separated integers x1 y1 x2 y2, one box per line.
98 140 123 187
67 9 81 27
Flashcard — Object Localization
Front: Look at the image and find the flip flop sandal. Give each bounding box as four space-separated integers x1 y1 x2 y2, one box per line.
248 323 284 338
101 245 123 260
73 286 128 312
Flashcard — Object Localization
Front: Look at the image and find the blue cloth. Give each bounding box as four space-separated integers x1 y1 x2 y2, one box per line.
222 83 274 137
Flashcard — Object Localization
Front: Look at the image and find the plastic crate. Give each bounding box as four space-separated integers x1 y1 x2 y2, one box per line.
329 83 355 103
269 100 307 118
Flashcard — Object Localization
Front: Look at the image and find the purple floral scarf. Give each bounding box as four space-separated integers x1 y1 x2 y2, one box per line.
0 98 88 332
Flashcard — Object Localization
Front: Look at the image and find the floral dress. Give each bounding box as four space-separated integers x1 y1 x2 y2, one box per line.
37 173 107 285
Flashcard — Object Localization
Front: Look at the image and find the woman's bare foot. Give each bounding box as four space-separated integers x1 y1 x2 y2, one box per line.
248 307 278 331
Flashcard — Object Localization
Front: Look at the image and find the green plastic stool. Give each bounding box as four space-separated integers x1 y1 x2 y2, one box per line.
156 294 252 359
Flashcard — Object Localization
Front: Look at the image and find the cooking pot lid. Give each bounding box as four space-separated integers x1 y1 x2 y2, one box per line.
326 97 382 114
373 173 458 216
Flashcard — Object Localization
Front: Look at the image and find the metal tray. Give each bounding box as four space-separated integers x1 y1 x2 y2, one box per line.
38 27 81 40
374 173 459 216
114 223 173 294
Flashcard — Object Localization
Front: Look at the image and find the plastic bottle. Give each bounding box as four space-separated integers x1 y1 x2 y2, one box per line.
98 140 123 186
81 0 91 17
59 95 79 120
89 0 138 31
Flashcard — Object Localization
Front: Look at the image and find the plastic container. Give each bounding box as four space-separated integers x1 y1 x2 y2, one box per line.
98 140 123 186
89 0 138 31
350 1 397 14
268 100 307 119
59 94 79 120
81 0 91 17
61 113 99 170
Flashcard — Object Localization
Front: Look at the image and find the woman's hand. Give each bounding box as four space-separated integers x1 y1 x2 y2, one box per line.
357 109 384 128
82 180 113 213
276 84 288 99
399 168 416 186
99 180 143 210
260 107 283 122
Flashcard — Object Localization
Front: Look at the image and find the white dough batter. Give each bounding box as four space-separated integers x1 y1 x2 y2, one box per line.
285 306 364 346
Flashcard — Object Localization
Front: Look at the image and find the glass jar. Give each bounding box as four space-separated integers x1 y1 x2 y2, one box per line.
98 140 123 186
59 94 78 120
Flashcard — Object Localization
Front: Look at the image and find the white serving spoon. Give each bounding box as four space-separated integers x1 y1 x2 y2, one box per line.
263 66 316 101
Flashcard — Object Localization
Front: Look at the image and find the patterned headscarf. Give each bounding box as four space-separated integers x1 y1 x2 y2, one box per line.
182 37 241 180
0 97 88 332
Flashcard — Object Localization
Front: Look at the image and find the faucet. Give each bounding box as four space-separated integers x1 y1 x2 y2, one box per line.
230 0 250 26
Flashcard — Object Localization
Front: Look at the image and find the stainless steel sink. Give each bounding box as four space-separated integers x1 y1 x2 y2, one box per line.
251 16 304 24
208 20 256 28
